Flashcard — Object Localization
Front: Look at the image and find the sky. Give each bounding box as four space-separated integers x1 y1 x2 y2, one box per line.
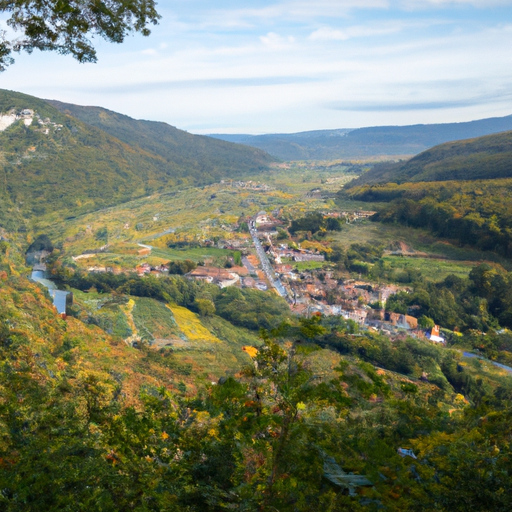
1 0 512 134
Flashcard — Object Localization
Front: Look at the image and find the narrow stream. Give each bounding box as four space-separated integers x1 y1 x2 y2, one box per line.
31 270 69 315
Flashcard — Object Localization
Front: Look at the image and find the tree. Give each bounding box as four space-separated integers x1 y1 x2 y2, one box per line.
194 298 215 317
325 217 342 231
94 226 108 242
418 315 435 329
0 0 161 71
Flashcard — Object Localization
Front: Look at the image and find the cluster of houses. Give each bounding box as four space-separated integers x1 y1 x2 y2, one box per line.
323 210 377 223
221 180 273 191
178 211 446 343
271 245 325 264
0 108 63 134
136 263 168 277
281 270 446 342
187 266 241 288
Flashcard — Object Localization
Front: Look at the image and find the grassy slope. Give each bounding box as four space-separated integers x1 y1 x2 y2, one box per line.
70 288 260 379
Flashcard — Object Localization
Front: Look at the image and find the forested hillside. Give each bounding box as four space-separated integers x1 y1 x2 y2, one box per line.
346 130 512 187
211 114 512 160
48 100 273 179
0 90 273 224
339 130 512 258
2 148 512 509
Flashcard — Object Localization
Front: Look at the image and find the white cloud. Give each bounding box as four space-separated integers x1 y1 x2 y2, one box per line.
309 24 403 41
182 0 390 30
398 0 512 8
260 32 296 49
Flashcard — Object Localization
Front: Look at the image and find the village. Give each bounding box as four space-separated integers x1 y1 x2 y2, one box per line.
71 206 446 345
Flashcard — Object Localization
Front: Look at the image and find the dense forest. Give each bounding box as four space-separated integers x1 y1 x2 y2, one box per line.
48 100 274 180
289 212 343 235
384 263 512 339
342 179 512 257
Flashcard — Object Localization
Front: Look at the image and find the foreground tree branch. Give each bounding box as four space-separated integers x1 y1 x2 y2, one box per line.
0 0 161 70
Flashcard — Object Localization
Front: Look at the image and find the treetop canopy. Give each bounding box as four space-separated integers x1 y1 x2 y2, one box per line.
0 0 161 70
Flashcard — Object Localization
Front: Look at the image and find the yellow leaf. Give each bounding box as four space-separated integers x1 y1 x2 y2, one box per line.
242 346 258 358
161 431 169 440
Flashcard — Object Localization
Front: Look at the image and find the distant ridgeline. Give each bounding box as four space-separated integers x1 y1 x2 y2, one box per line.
210 114 512 160
345 130 512 187
0 89 273 225
340 131 512 258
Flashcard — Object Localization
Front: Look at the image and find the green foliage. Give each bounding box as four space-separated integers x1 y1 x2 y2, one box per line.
298 315 327 339
213 286 290 331
0 0 161 69
3 268 512 510
56 270 199 308
167 259 196 275
418 315 435 329
50 99 274 186
238 221 249 233
345 177 512 258
25 234 53 254
94 227 108 242
132 297 181 341
289 211 325 234
327 242 384 275
383 264 512 333
0 89 273 226
53 266 292 333
325 216 343 231
277 226 288 239
194 298 216 317
289 212 342 234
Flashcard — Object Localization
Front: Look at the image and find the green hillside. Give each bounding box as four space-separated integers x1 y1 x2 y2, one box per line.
2 148 512 508
0 89 273 224
347 130 512 188
48 100 273 179
340 131 512 258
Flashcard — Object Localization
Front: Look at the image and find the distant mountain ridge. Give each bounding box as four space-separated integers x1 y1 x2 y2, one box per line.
210 115 512 160
0 89 273 224
345 130 512 188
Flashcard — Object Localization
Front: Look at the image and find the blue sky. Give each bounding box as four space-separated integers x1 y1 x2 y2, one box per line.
1 0 512 133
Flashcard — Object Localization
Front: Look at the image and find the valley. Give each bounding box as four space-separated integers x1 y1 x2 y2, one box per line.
3 90 512 510
30 157 507 375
